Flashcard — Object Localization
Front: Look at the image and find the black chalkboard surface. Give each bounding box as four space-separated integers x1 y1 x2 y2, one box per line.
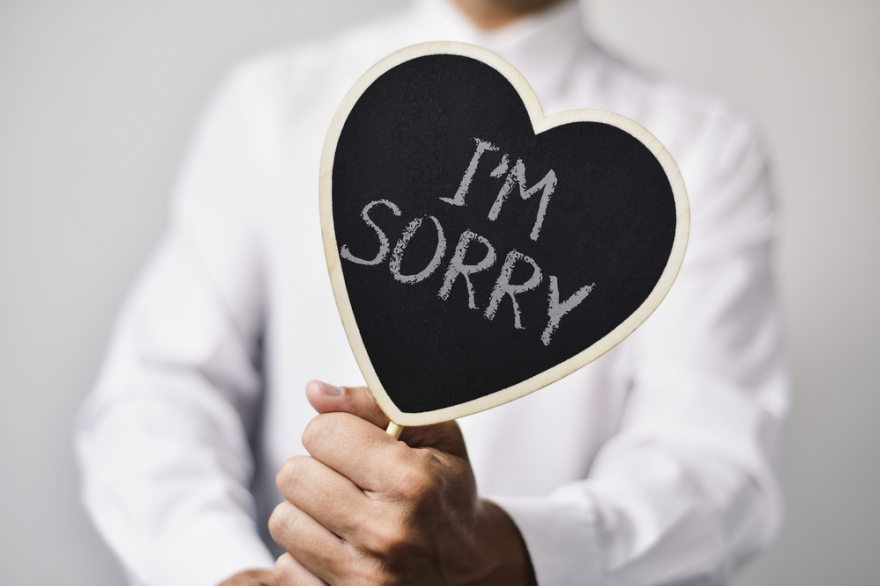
320 42 689 428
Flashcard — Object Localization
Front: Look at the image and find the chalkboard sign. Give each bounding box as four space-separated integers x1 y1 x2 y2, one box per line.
320 42 689 427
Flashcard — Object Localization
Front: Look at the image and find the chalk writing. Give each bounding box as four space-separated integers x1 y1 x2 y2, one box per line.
340 200 401 265
541 277 596 346
339 137 595 345
484 250 543 329
438 229 497 309
389 216 447 284
439 138 498 206
442 137 557 241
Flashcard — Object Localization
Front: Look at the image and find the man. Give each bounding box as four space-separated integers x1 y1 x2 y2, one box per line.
76 0 789 584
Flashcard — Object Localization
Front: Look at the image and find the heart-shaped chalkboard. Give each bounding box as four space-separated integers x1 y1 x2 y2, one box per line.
320 42 689 426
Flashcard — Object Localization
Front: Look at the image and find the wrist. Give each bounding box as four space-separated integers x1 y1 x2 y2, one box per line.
473 499 537 586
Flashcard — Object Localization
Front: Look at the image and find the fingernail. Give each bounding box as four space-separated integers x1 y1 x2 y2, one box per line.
320 381 343 397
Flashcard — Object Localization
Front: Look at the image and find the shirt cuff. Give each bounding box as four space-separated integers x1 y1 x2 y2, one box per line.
490 492 602 586
144 512 276 586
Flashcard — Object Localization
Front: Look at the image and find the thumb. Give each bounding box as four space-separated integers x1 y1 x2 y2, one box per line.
305 380 391 430
305 380 469 458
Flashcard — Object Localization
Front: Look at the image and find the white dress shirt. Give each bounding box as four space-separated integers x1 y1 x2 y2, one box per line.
75 1 789 584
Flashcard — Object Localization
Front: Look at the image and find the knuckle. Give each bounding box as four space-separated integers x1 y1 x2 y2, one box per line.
301 416 322 451
397 468 432 500
302 413 342 453
340 541 369 583
268 501 293 544
273 553 295 586
394 451 441 502
336 544 385 586
415 445 442 470
363 518 414 560
275 456 306 493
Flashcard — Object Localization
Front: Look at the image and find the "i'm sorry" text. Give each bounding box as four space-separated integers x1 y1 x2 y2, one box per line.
340 137 596 346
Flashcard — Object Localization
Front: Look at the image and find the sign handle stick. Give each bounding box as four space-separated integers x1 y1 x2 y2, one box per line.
386 422 404 439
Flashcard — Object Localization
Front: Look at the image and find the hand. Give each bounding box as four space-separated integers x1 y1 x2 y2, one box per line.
269 380 536 586
218 569 277 585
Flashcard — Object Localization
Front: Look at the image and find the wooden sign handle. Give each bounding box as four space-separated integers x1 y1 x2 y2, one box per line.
386 422 404 439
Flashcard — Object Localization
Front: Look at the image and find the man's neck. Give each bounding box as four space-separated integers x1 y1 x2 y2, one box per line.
448 0 568 30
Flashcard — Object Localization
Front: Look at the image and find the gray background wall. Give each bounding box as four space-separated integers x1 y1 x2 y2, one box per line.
0 0 877 584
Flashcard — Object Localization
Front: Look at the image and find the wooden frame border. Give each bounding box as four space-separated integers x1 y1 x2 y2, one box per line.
319 42 690 426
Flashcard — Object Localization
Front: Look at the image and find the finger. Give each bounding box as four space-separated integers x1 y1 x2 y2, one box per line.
269 501 349 585
219 570 277 586
276 455 373 542
305 381 470 457
303 411 412 492
274 553 327 586
400 419 470 459
305 380 390 429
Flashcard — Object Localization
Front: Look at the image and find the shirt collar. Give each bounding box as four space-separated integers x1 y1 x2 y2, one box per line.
406 0 592 103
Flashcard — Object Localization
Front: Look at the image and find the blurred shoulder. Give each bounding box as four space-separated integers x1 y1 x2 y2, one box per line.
213 11 415 111
587 44 776 249
591 44 763 166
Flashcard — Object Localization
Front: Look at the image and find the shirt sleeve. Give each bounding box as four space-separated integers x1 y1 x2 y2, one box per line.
75 65 277 586
492 105 789 586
